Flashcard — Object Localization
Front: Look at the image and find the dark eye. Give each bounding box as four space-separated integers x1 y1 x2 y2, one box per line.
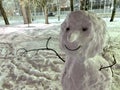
66 27 70 32
82 27 88 32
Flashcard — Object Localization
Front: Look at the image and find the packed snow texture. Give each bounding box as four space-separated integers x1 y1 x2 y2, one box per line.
0 15 120 90
0 24 64 90
60 11 112 90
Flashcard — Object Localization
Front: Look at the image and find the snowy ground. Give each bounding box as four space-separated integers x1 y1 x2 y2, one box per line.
0 17 120 90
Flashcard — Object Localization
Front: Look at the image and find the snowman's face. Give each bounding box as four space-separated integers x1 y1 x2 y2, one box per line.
60 11 106 58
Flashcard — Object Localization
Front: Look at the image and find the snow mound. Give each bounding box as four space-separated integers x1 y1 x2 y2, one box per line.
0 17 120 90
0 24 64 90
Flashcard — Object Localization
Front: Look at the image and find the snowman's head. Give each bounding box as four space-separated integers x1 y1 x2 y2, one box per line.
60 11 106 59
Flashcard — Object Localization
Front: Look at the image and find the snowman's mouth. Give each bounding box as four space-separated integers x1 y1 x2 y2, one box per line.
65 44 81 51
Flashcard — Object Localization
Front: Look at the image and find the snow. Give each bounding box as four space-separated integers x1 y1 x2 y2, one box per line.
60 11 112 90
0 15 120 90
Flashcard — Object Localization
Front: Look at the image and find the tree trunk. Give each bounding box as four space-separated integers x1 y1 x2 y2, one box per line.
25 2 32 24
110 0 116 22
57 0 61 21
80 0 84 10
44 6 49 24
20 4 28 24
19 0 28 24
19 0 31 24
85 0 89 10
0 0 9 25
104 0 106 13
80 0 89 10
90 0 93 10
70 0 74 11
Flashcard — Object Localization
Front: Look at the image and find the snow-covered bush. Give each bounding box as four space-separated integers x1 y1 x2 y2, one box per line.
60 10 112 90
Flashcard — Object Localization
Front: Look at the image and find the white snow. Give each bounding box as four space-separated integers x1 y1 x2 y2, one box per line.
60 11 112 90
0 15 120 90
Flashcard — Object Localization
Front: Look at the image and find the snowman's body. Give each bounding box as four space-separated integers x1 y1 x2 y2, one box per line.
60 11 112 90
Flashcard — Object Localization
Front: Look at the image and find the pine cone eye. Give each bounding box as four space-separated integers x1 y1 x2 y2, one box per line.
66 27 70 31
82 27 88 31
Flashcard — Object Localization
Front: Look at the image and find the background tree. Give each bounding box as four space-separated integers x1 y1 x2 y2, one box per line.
35 0 53 24
19 0 32 24
57 0 61 21
70 0 74 11
0 0 9 25
110 0 117 22
80 0 84 10
31 0 38 20
80 0 89 10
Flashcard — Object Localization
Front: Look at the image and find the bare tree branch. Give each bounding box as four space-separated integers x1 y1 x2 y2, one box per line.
17 37 117 74
99 54 116 76
16 37 65 62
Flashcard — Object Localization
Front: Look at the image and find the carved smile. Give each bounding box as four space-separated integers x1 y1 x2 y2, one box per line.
65 45 81 51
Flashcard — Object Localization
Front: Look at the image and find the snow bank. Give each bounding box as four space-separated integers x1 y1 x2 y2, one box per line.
0 16 120 90
0 24 64 90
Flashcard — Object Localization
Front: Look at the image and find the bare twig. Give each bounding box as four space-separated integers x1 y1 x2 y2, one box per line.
99 55 116 76
16 37 65 62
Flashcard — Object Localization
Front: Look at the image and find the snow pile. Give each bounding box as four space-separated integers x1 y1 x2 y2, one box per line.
0 25 64 90
0 15 120 90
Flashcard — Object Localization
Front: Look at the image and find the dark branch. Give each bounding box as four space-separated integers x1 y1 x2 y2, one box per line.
16 37 65 62
46 37 51 49
99 55 116 76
